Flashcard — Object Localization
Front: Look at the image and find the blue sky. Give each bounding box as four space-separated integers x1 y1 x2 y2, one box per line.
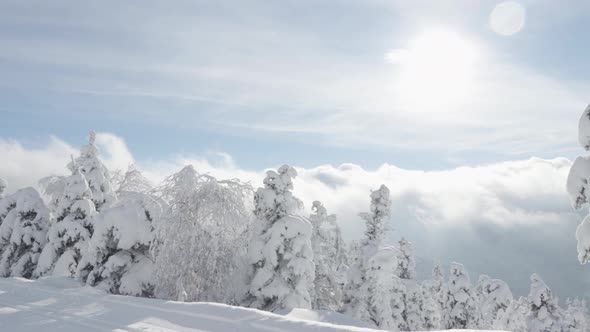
2 0 589 170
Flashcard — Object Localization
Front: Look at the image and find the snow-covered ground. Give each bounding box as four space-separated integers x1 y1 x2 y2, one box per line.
0 277 381 332
0 277 500 332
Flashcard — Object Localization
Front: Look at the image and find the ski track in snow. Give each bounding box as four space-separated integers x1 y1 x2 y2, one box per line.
0 277 503 332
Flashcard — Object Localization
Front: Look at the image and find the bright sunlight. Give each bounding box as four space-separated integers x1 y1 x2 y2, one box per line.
387 29 478 110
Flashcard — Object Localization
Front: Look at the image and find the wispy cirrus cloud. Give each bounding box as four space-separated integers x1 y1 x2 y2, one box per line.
0 0 588 163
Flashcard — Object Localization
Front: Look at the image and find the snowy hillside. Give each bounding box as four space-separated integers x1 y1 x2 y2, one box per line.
0 277 499 332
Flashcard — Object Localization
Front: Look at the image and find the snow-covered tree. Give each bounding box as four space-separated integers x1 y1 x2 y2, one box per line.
154 165 253 304
360 185 391 256
396 237 416 280
423 262 447 325
563 298 588 332
0 188 49 278
34 169 96 277
78 191 163 297
310 200 345 310
445 262 479 329
366 246 405 330
345 240 362 273
0 184 15 227
567 104 590 266
68 130 117 211
527 273 563 332
420 284 443 330
245 165 315 311
396 238 421 330
403 281 426 331
343 185 391 321
0 178 6 199
476 275 513 329
111 164 153 195
494 296 529 332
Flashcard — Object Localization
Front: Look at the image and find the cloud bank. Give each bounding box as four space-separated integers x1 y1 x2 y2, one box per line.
0 133 587 300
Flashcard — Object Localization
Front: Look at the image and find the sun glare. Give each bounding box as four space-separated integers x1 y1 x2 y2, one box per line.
387 29 478 111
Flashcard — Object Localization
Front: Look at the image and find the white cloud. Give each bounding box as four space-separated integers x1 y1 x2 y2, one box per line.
0 133 574 230
94 132 135 172
0 136 75 192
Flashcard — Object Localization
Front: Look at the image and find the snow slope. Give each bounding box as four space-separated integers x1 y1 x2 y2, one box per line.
0 277 502 332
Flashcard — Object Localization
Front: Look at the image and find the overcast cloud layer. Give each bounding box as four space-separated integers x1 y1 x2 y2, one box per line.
1 132 588 300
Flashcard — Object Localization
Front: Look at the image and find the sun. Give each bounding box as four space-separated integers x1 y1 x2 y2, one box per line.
387 29 478 111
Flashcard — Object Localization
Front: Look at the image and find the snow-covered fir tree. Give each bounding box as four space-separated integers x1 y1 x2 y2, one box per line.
494 296 530 332
396 238 422 331
153 165 252 303
420 284 443 330
360 185 391 255
343 184 391 322
0 178 6 199
404 282 425 331
396 237 416 280
0 184 15 227
245 165 315 311
527 273 563 332
78 190 163 297
366 246 404 330
345 240 362 273
423 262 447 327
563 298 588 332
310 200 345 311
0 188 49 278
567 104 590 266
476 274 513 329
34 169 96 277
68 130 117 211
445 262 479 329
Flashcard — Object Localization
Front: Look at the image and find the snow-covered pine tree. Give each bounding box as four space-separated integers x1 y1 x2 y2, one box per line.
360 185 391 256
420 283 443 330
527 273 563 332
68 130 117 211
567 104 590 266
423 262 447 327
34 169 97 277
343 184 391 321
445 262 479 329
310 200 345 311
476 274 513 329
396 237 416 279
0 178 6 199
0 181 15 228
563 298 588 332
493 296 529 332
154 165 252 303
422 262 448 329
78 190 163 297
346 240 362 273
366 246 405 330
0 188 49 278
245 165 315 311
396 238 422 331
